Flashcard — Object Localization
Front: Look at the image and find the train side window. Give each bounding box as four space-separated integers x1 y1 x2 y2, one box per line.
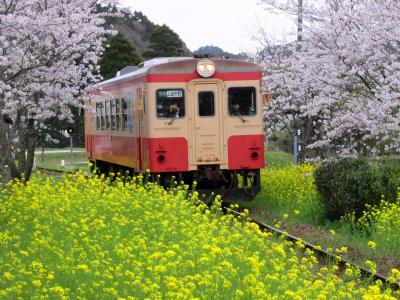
122 98 127 113
105 100 111 129
116 99 121 130
100 102 105 130
110 99 116 130
121 98 128 131
156 89 185 119
228 87 257 117
96 103 101 130
111 99 116 114
198 91 215 117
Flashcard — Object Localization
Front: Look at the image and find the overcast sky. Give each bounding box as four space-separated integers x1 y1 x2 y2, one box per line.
120 0 295 54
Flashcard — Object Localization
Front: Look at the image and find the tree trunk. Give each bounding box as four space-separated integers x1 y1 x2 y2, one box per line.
0 121 12 183
0 98 12 183
297 0 303 42
6 117 37 181
299 117 313 162
24 118 37 179
0 108 38 183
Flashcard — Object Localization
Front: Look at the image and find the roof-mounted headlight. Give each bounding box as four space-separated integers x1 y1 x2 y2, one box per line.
196 59 215 77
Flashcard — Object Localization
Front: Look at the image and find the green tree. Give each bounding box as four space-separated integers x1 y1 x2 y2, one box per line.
37 107 85 149
144 25 184 58
99 32 142 80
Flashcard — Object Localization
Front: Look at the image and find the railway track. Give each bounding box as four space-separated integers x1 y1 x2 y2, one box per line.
35 167 80 176
223 205 400 291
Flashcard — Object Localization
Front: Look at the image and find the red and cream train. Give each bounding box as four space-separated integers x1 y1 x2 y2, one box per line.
85 57 265 199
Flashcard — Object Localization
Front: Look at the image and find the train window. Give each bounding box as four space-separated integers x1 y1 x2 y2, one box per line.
116 115 121 130
96 103 101 114
105 101 110 129
96 103 101 130
156 89 185 119
96 116 100 130
198 91 215 117
99 102 105 130
121 98 128 131
101 116 105 130
110 99 116 131
122 114 127 131
111 115 116 130
116 99 121 114
228 87 257 117
115 99 121 131
111 99 116 115
121 98 127 113
101 102 105 116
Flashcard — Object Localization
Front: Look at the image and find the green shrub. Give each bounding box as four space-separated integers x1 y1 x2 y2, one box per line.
267 130 292 153
376 156 400 201
314 157 400 221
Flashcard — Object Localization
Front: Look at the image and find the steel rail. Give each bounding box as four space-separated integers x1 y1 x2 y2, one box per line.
35 167 79 175
223 206 399 291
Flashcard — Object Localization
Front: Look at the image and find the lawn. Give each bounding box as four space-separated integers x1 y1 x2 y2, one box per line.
34 149 89 172
264 150 293 168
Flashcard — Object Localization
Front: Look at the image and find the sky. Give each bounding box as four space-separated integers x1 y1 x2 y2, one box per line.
120 0 295 54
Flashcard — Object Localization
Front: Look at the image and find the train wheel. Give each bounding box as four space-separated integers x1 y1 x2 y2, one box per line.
243 170 260 198
96 161 108 176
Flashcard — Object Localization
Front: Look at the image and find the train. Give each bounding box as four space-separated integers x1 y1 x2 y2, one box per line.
85 56 265 200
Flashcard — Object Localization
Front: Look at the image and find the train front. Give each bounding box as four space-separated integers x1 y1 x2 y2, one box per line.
144 57 264 200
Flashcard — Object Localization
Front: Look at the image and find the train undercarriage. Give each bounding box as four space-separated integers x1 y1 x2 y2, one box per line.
92 160 261 202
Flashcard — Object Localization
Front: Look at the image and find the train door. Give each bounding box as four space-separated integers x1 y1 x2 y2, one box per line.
190 81 225 164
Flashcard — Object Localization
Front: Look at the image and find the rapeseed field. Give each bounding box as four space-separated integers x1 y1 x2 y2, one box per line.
0 172 398 299
257 164 321 223
352 190 400 256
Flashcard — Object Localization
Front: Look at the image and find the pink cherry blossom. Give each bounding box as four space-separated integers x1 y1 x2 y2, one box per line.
259 0 400 158
0 0 117 180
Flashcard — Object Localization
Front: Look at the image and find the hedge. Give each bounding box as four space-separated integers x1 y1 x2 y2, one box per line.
314 156 400 221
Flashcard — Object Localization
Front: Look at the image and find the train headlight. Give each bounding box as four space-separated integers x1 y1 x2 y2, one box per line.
196 59 215 77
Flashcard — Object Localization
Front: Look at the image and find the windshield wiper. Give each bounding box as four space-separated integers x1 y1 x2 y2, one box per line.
235 111 247 123
168 113 179 125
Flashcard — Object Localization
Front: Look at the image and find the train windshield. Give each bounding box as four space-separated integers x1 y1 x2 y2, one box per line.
156 89 185 119
198 91 215 117
228 87 257 117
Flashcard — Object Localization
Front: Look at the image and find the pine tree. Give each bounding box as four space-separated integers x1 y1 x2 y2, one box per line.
144 25 184 58
99 32 142 80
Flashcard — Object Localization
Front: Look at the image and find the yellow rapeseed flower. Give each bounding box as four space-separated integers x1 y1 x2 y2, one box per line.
368 241 377 250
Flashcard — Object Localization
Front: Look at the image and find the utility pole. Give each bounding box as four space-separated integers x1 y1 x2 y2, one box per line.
293 129 301 164
67 127 75 164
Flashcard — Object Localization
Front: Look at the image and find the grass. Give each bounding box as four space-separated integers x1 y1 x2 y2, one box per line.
35 149 89 172
264 150 293 168
35 149 292 173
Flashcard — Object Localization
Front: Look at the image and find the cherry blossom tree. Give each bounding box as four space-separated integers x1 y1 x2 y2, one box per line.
258 0 321 42
0 0 117 181
259 0 400 159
